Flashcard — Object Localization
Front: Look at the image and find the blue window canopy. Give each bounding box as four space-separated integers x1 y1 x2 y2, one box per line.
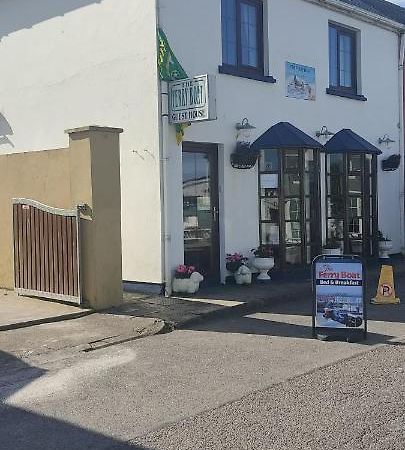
324 129 382 155
250 121 324 151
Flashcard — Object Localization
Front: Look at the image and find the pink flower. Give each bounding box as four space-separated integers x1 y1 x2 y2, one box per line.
226 253 247 263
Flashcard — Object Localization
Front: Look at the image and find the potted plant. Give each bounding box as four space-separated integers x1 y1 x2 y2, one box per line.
251 244 274 281
226 253 251 285
378 230 393 259
172 265 204 294
226 253 247 273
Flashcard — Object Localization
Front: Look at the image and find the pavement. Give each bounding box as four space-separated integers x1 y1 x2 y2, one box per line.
1 256 404 353
0 289 92 331
122 256 405 329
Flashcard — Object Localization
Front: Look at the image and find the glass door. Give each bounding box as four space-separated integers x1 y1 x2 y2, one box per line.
182 143 220 282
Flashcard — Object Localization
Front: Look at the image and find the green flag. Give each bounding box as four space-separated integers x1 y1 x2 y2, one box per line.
157 28 188 81
157 28 190 144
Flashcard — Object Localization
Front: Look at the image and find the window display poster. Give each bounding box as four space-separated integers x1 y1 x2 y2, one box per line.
313 258 365 332
260 174 278 189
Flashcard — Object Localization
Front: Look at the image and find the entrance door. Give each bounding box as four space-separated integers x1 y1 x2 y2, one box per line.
182 143 220 282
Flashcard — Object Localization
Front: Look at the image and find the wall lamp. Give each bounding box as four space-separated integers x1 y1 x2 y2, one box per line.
315 126 335 138
378 134 396 145
236 118 256 144
231 118 259 169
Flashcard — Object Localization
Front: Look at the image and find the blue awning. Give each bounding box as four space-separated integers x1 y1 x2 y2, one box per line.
324 129 382 155
250 121 324 151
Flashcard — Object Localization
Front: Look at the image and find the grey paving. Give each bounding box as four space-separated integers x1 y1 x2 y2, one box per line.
0 289 92 331
0 312 166 365
122 257 405 328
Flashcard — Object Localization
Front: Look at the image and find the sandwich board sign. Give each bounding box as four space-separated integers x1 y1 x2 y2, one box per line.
312 255 367 341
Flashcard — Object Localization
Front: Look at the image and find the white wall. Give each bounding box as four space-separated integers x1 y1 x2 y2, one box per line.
0 0 163 284
159 0 404 278
1 0 402 287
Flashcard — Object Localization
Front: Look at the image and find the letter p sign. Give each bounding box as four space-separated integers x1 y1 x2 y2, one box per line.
380 283 393 297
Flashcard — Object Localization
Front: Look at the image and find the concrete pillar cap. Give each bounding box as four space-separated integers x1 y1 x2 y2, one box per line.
65 125 124 135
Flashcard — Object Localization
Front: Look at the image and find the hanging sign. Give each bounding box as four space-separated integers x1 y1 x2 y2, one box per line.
169 74 217 124
312 255 367 340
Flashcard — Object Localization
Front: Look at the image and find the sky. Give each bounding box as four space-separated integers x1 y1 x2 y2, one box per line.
391 0 405 6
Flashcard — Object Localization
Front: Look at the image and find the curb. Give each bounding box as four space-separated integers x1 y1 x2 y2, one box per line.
0 309 94 332
82 319 168 352
172 286 309 330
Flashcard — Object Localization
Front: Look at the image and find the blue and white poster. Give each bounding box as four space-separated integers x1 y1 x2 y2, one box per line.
286 62 316 101
314 260 364 330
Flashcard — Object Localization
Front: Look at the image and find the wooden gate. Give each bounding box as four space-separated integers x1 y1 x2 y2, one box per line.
13 198 82 305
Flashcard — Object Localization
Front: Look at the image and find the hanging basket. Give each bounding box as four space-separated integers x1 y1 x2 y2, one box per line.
230 146 259 169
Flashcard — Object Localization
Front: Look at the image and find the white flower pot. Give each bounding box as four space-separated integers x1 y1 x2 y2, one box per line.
234 265 252 285
172 272 204 294
379 240 393 259
322 247 342 256
253 257 274 281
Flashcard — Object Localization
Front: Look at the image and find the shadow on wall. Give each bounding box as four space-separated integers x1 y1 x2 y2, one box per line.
0 350 149 450
0 0 102 40
0 113 14 148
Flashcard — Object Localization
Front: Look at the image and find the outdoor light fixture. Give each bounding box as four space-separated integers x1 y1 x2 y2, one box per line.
315 125 335 138
236 118 256 146
231 118 259 169
378 134 396 145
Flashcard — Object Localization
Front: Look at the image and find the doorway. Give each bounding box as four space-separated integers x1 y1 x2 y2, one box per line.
182 142 220 283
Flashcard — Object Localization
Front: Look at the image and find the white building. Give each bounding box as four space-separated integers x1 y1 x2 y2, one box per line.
1 0 404 293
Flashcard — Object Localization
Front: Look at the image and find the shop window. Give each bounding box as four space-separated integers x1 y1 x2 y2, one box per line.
259 148 321 267
325 153 377 257
220 0 273 82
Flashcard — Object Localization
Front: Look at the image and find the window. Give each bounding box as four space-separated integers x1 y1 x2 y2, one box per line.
328 23 365 100
258 148 322 267
221 0 272 81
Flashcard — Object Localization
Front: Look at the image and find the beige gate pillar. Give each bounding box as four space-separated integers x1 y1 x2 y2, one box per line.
66 126 123 310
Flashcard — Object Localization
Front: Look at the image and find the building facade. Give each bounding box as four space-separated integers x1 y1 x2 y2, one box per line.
1 0 404 293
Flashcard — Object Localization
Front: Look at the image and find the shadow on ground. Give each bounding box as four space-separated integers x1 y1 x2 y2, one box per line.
0 351 150 450
185 312 397 346
183 270 404 345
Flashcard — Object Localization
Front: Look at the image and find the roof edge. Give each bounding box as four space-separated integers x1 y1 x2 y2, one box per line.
303 0 405 32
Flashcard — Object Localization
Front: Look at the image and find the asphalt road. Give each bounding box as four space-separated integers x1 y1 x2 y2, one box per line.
135 343 405 450
1 299 404 450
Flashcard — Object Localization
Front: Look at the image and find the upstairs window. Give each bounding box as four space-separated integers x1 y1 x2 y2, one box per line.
329 23 358 94
221 0 264 74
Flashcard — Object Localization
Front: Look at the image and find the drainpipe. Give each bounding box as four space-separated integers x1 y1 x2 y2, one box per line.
399 32 405 254
156 0 172 296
